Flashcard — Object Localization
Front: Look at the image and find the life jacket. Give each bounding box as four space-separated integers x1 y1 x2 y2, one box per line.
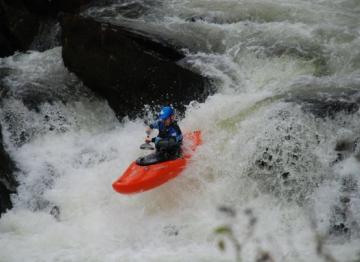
150 120 183 144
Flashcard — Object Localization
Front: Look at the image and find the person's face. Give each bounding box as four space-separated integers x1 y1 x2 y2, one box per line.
164 117 171 126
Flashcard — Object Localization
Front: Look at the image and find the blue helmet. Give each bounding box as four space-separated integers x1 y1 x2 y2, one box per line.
159 106 174 120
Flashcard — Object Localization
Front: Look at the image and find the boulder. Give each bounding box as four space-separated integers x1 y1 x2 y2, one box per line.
0 0 39 57
0 124 17 216
304 99 359 118
0 0 93 58
61 15 212 119
288 91 360 119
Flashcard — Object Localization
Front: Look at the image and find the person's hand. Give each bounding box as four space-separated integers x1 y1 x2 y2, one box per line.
145 127 152 136
145 136 152 143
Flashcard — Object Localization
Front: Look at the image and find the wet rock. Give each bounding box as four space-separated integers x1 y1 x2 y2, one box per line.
332 137 360 164
0 0 93 57
22 0 93 16
0 183 12 216
61 15 212 119
0 123 17 216
288 90 360 119
0 0 40 56
300 98 359 119
335 140 354 152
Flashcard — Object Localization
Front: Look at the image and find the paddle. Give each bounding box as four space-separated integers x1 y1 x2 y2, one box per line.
140 143 154 150
140 136 155 150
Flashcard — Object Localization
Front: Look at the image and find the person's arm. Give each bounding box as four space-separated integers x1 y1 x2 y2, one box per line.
145 120 161 143
149 120 161 130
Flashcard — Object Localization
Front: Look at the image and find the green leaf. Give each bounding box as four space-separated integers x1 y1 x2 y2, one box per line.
214 225 232 235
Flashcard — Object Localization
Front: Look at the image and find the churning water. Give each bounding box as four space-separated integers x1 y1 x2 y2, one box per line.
1 0 360 261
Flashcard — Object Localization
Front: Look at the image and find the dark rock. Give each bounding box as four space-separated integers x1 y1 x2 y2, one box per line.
61 15 212 119
0 183 12 216
332 138 360 164
22 0 93 16
335 140 354 152
304 99 359 118
288 90 360 119
0 0 93 58
0 123 17 216
0 0 40 57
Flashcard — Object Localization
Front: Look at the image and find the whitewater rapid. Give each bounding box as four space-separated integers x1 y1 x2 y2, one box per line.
1 0 360 261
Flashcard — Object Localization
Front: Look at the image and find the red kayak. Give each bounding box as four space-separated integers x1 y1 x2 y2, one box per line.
112 130 201 194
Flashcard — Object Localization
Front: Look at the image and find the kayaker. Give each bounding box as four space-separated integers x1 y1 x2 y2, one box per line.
145 106 183 160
